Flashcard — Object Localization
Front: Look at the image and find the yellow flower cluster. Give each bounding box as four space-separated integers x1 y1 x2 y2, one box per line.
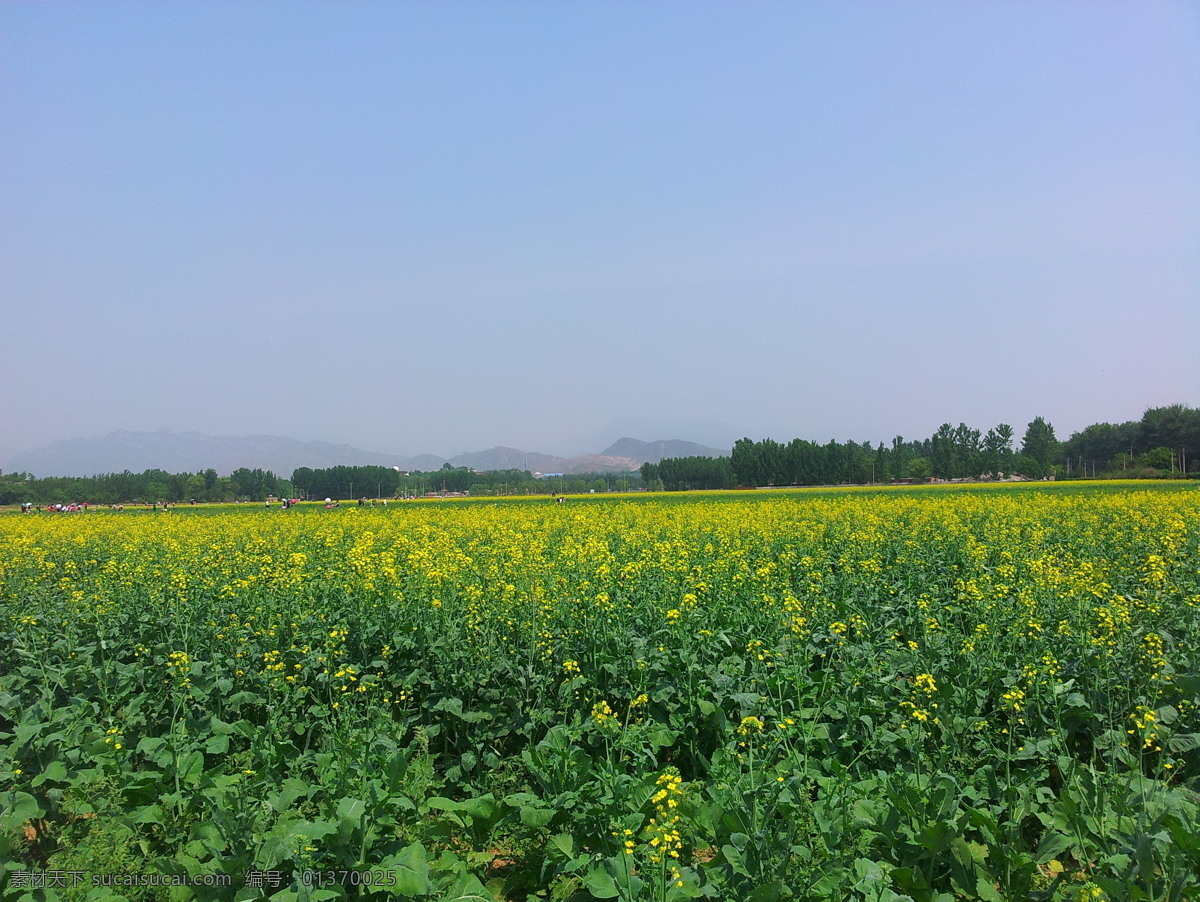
167 650 192 687
643 770 685 865
737 715 764 736
1141 633 1168 681
591 700 618 732
1128 705 1161 751
901 672 940 725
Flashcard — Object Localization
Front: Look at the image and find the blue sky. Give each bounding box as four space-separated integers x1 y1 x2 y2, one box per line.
2 1 1197 460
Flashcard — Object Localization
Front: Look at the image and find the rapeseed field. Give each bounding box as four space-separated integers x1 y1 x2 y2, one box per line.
1 483 1198 900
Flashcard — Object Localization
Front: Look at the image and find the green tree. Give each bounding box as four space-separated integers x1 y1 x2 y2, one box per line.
1139 405 1200 474
1142 447 1174 471
954 423 982 477
907 457 932 481
185 474 206 500
982 423 1014 477
1021 417 1058 475
930 424 956 478
1011 453 1040 479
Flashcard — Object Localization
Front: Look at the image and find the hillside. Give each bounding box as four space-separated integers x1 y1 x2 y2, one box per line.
5 430 727 478
600 437 726 464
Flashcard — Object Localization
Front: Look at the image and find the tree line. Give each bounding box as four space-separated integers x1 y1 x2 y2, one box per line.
642 405 1199 490
291 464 641 500
1 463 644 505
1060 404 1199 477
642 419 1054 489
0 468 292 506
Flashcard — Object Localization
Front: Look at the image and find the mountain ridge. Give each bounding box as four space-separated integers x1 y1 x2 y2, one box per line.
4 430 727 478
600 437 725 461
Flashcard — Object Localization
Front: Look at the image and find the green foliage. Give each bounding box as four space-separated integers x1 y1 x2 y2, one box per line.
292 465 642 500
0 466 288 505
1060 405 1200 478
639 457 732 491
1142 448 1175 471
907 457 932 482
1022 417 1059 473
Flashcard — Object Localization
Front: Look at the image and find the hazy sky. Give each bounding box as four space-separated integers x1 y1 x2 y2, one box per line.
3 2 1198 460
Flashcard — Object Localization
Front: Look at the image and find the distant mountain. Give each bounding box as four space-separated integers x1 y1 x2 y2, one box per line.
406 454 450 472
551 417 740 457
448 446 639 475
5 430 728 478
5 430 422 478
449 446 557 472
600 437 726 464
562 453 639 474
